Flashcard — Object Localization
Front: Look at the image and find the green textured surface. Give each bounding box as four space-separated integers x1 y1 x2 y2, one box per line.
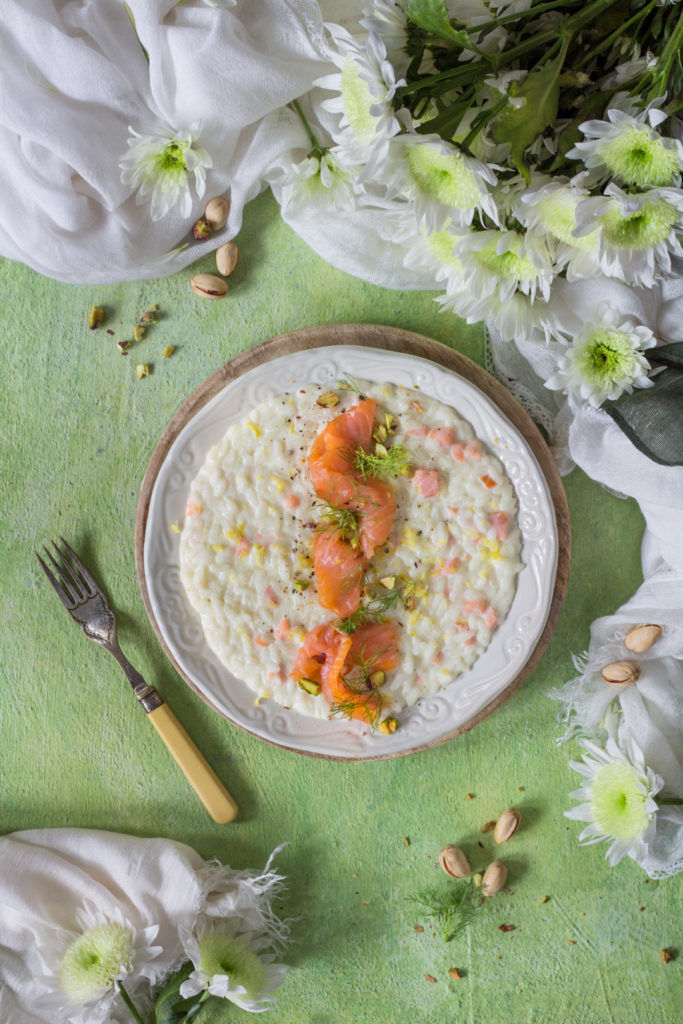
0 190 680 1022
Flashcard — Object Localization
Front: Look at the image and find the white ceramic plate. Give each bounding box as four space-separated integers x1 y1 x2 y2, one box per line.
141 343 559 759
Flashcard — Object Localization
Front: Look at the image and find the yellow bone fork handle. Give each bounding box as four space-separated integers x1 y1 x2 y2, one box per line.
147 703 238 823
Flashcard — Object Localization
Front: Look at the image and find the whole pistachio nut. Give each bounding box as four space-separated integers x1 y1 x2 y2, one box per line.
482 860 507 897
204 196 230 230
193 218 213 241
216 241 240 277
601 660 640 686
438 845 470 879
494 808 521 844
624 624 662 653
190 273 229 299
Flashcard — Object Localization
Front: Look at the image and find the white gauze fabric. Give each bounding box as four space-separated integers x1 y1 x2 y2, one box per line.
0 0 330 283
0 828 287 1023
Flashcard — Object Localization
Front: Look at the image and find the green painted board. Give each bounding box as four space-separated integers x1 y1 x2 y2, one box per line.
0 191 679 1022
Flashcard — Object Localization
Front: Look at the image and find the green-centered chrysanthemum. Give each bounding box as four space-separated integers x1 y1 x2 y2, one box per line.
590 761 650 839
340 58 379 144
600 198 678 250
545 316 655 408
566 735 662 867
599 125 681 188
426 227 461 271
568 107 683 189
574 327 641 382
119 124 212 220
59 924 133 1001
474 238 539 282
406 145 481 209
197 932 266 994
537 192 598 250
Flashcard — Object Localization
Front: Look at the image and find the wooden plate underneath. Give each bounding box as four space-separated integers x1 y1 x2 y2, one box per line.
135 324 570 759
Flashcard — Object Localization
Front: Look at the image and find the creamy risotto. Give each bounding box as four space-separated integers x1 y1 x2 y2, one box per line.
179 380 522 724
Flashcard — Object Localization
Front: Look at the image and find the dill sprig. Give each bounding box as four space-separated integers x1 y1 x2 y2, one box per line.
328 644 391 730
336 376 367 399
349 443 411 482
317 502 362 551
407 879 479 942
336 582 410 634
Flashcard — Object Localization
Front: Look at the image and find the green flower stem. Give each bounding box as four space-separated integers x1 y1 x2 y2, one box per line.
399 0 620 100
646 9 683 105
500 0 622 67
575 0 659 72
291 99 325 157
117 982 148 1024
463 0 584 38
460 93 510 151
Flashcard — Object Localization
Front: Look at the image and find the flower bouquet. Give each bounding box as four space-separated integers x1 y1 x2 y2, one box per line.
270 0 683 877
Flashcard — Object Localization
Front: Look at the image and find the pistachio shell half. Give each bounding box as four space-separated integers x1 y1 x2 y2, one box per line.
481 860 507 896
601 660 640 686
438 845 470 879
494 808 521 844
624 624 662 653
190 273 228 299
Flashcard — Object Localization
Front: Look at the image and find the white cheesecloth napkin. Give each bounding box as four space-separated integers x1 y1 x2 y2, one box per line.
0 0 330 283
0 828 287 1023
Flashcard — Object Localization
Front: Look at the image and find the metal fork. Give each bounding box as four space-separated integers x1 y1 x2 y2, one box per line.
37 538 238 824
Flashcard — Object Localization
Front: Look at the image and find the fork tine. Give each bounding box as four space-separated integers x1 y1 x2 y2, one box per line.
43 543 84 604
57 536 99 597
36 550 75 609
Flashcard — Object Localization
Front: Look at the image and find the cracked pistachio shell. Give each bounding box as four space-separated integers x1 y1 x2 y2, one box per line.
624 624 662 653
190 273 228 299
494 808 521 844
482 860 507 896
601 660 640 686
439 845 470 879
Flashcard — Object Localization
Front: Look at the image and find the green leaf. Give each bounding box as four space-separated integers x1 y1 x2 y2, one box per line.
405 0 473 48
491 45 567 182
603 366 683 466
154 963 200 1024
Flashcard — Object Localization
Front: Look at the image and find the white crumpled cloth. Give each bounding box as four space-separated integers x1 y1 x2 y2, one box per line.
0 0 329 283
0 828 286 1023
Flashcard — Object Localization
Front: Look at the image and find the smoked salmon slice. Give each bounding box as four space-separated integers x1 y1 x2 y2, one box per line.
345 480 396 559
313 529 364 618
290 621 382 725
308 397 376 501
344 621 400 674
291 623 351 690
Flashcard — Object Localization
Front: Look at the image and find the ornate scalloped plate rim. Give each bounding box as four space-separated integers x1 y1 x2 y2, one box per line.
136 326 569 761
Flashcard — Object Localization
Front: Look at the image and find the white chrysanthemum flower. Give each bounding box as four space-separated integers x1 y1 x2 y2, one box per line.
566 735 663 867
567 106 683 188
380 132 498 230
178 920 288 1013
573 183 683 288
517 178 602 280
314 24 404 176
276 148 359 214
119 124 212 221
440 229 553 337
544 310 656 407
378 206 464 288
29 903 161 1024
360 1 409 69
